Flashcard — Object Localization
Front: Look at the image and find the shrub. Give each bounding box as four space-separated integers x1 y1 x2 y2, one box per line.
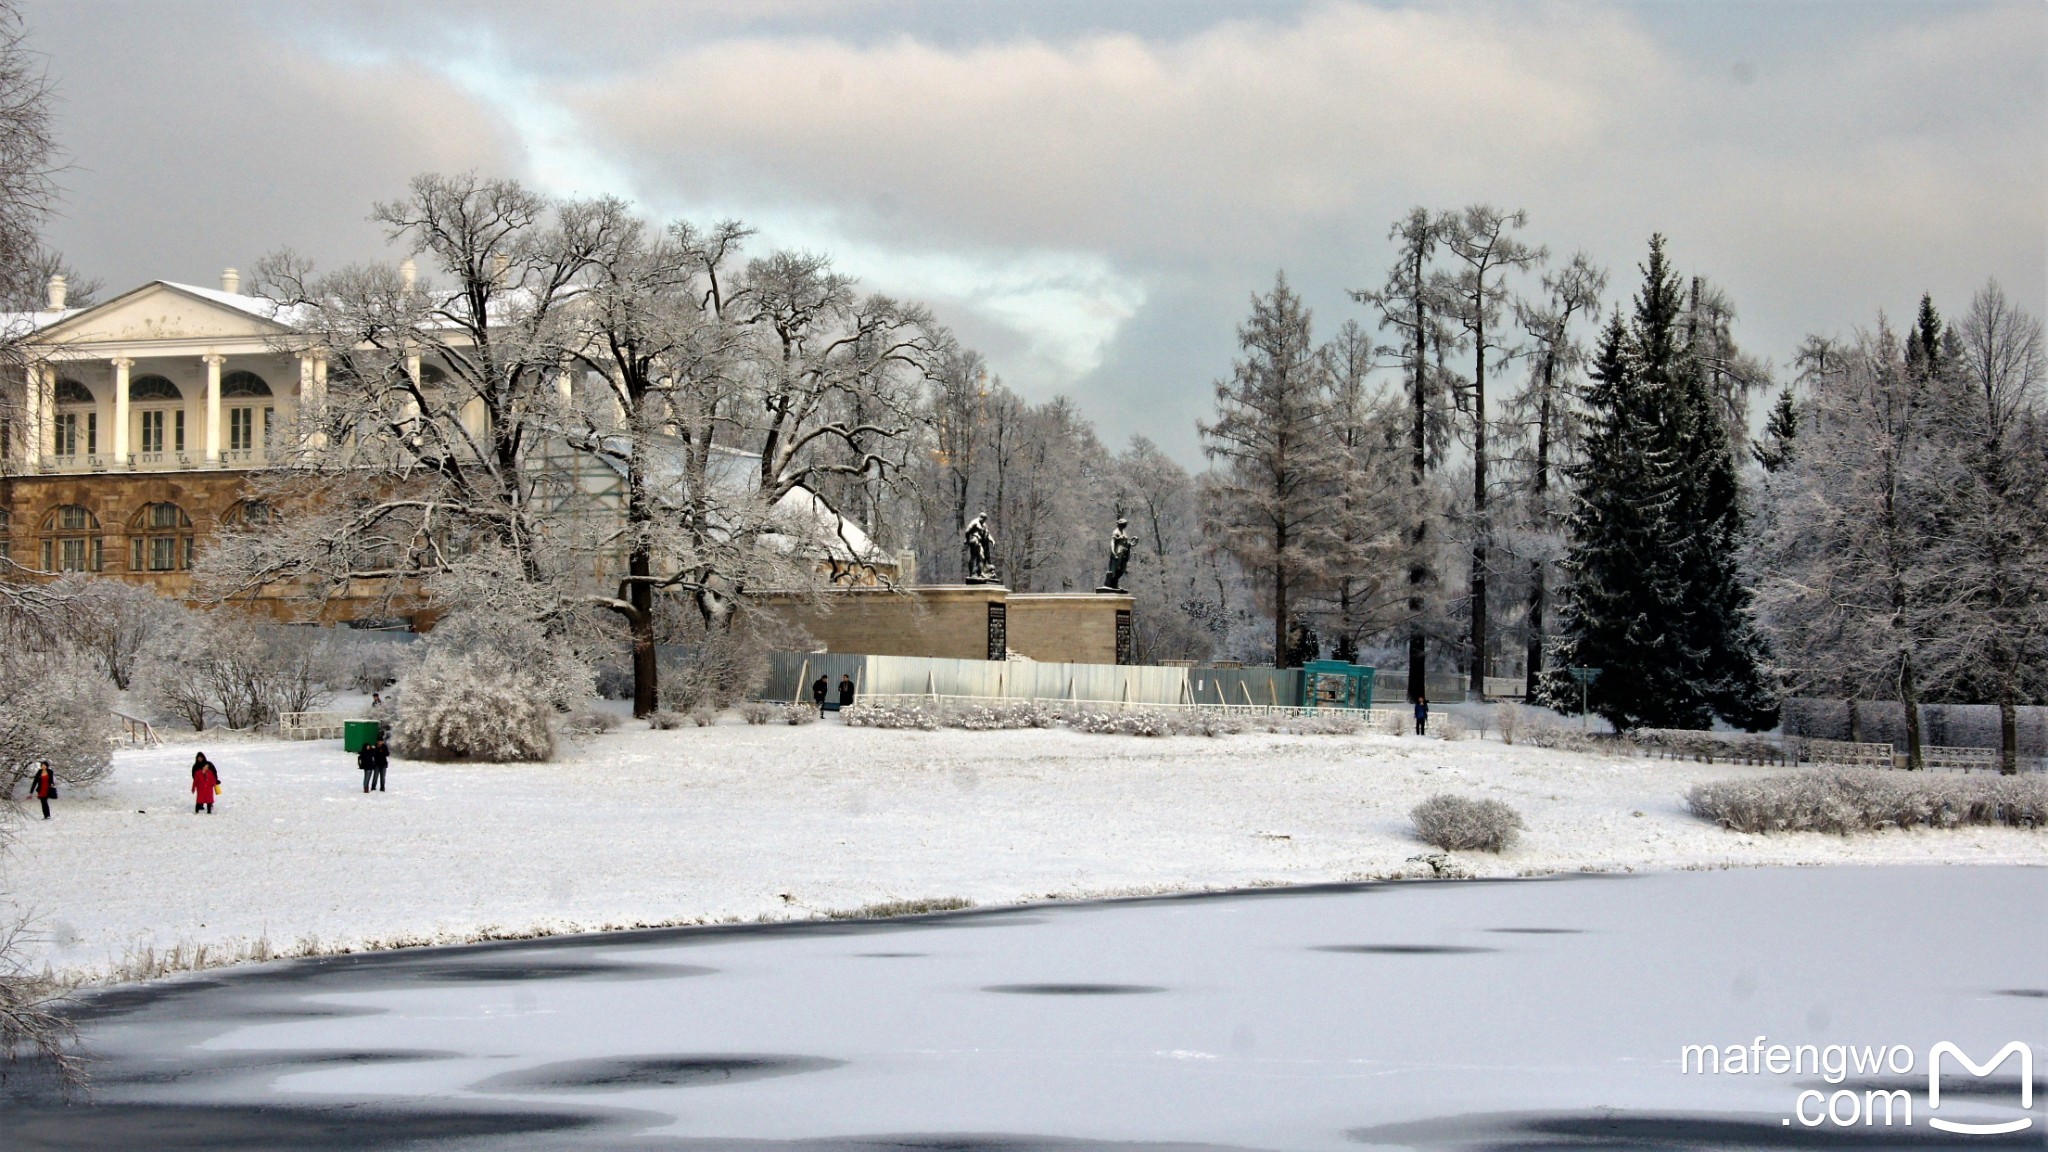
1687 770 2048 834
1411 793 1525 853
783 703 818 726
658 617 770 715
389 650 555 762
53 575 183 691
138 611 333 731
647 709 688 730
420 612 593 713
1496 702 1524 745
0 646 114 798
1432 714 1469 741
740 700 779 726
561 708 621 736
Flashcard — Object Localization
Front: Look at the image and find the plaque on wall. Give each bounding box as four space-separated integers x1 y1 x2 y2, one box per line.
1115 609 1134 666
986 601 1007 661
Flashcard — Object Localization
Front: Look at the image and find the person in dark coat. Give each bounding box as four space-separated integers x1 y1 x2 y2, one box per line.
29 760 56 820
837 675 855 709
192 756 220 814
368 738 388 792
1413 695 1429 737
191 752 210 780
812 675 829 713
358 739 379 792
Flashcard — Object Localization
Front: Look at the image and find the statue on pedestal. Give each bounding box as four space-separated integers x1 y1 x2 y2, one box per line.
1098 517 1133 593
963 512 998 584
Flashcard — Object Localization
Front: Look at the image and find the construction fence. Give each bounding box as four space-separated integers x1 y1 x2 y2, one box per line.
765 653 1309 709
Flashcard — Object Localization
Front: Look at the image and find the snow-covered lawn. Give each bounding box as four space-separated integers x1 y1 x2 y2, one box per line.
5 719 2044 976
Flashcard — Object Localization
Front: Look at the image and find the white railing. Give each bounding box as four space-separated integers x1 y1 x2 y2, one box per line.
1802 738 1897 767
112 711 162 747
1921 746 1999 773
279 711 359 740
1483 676 1527 700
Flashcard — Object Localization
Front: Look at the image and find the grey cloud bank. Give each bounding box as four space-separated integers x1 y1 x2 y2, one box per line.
29 0 2044 463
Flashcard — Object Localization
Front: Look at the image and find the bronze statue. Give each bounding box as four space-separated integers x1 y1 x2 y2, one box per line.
963 512 997 583
1098 517 1133 592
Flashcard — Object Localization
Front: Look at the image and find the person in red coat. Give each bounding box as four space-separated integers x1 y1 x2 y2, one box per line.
29 760 56 820
192 756 220 814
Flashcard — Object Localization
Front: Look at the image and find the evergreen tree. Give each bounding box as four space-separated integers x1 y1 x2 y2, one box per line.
1552 236 1775 730
1752 387 1798 472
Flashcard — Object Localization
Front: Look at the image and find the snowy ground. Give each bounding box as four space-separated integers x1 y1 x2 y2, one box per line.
4 717 2045 977
11 867 2045 1149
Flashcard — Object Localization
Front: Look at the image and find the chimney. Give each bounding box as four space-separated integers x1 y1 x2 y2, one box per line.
46 273 65 310
399 257 417 295
220 267 241 294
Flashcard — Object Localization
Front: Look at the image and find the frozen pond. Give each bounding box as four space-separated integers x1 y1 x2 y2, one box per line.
10 867 2044 1150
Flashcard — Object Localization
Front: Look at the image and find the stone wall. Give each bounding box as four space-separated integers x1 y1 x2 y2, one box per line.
763 586 1134 666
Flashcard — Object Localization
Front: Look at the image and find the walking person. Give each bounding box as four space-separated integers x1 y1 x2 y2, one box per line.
1413 694 1429 737
29 760 56 820
812 675 829 714
837 674 855 711
192 755 220 814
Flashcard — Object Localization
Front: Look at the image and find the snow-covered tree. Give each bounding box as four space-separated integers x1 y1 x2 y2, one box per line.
1437 206 1545 695
1315 319 1410 660
1199 274 1338 667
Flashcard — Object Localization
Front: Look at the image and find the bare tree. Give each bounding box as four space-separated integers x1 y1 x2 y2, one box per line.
1352 208 1455 699
1437 206 1545 696
1505 254 1606 696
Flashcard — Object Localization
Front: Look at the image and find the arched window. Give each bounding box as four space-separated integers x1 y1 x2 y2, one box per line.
221 370 272 397
128 502 194 572
129 375 182 401
39 504 102 572
54 378 93 404
222 499 275 529
130 375 186 456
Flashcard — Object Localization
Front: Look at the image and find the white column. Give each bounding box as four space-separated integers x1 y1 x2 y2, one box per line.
111 357 132 467
297 352 320 448
22 361 43 468
202 353 224 464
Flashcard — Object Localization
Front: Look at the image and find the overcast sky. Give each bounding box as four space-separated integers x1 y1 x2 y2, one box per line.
27 0 2045 464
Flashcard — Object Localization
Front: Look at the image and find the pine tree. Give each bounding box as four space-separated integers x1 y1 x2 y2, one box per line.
1752 387 1798 472
1553 235 1775 730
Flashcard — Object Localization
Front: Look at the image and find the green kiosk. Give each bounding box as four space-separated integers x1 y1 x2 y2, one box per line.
1302 660 1375 710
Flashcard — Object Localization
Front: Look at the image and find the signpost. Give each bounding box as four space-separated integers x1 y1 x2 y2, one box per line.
1567 666 1602 730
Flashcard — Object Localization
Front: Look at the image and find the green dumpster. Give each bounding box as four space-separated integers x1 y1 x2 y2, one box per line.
344 720 383 753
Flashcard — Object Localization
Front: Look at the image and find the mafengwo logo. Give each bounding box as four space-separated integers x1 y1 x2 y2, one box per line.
1679 1037 2034 1133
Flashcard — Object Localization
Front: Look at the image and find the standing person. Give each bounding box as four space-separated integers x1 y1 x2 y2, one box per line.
192 755 220 814
1413 694 1429 737
368 737 388 793
29 760 56 820
191 752 210 781
358 737 378 793
837 675 855 711
812 675 829 714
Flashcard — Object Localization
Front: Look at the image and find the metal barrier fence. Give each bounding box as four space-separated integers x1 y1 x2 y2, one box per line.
765 653 1307 709
280 711 358 740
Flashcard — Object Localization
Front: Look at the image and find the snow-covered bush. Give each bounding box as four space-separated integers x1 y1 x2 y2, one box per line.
1268 711 1366 735
137 611 333 731
783 702 819 725
0 646 114 797
1411 794 1525 853
1635 728 1789 765
1687 770 2048 834
1431 714 1469 741
389 650 555 762
53 575 184 691
647 708 688 730
658 616 771 716
841 700 940 730
740 700 779 725
561 708 621 737
419 612 593 713
1520 723 1630 755
1496 703 1524 745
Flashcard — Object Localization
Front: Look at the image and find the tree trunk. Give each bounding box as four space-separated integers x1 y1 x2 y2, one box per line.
1526 352 1555 700
1847 698 1861 744
1407 243 1429 703
1273 521 1290 668
628 551 658 719
1999 691 2018 776
1899 658 1922 770
1469 306 1487 699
